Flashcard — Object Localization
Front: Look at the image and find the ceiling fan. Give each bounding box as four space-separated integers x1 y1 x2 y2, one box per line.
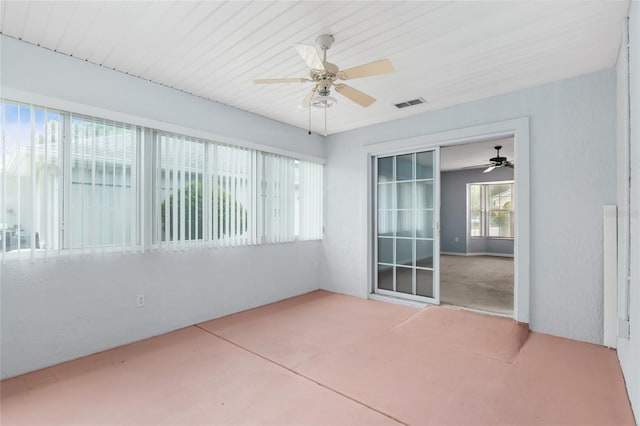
253 34 394 111
482 145 514 173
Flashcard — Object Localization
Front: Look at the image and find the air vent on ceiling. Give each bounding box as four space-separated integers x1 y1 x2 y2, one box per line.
394 97 426 109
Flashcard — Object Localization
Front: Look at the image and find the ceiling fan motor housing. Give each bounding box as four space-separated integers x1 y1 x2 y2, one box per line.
490 145 507 164
317 78 332 96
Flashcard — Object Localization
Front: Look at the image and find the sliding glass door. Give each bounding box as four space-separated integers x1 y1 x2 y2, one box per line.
375 148 439 303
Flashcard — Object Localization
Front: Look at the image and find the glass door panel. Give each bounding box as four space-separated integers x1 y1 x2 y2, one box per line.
396 154 414 181
396 267 413 294
378 264 394 290
375 149 439 303
416 269 434 298
416 239 434 268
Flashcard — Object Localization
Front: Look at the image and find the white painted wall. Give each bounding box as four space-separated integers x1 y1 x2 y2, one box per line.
0 37 325 379
616 3 640 420
323 69 617 345
1 244 322 378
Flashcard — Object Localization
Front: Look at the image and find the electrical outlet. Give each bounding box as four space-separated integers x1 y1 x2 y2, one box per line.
455 237 459 242
136 294 145 307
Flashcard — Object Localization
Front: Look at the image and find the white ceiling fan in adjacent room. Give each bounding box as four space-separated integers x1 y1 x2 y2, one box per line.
253 34 395 135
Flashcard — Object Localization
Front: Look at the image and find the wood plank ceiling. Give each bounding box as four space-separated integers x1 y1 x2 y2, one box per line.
0 1 630 135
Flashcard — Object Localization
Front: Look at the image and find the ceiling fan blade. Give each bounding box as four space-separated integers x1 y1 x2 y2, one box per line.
334 84 376 107
294 44 325 71
506 162 515 169
460 164 491 170
483 165 496 173
337 59 395 80
300 88 316 108
253 78 309 84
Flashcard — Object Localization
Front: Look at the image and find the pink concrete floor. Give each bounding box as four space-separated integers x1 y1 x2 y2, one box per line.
1 290 635 425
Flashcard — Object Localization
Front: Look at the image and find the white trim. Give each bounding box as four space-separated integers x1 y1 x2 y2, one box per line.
441 251 514 258
440 303 513 319
369 293 428 309
466 179 471 257
616 16 631 338
435 147 441 304
366 117 530 324
1 89 326 165
603 205 617 348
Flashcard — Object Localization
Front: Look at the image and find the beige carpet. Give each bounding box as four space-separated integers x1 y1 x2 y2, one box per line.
440 254 514 315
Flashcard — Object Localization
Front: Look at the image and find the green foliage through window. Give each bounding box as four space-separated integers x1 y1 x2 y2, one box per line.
160 182 248 241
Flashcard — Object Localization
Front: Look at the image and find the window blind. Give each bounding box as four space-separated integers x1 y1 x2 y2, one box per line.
153 132 322 249
297 160 323 240
68 115 141 253
262 153 296 243
3 98 324 261
155 133 205 247
215 144 257 247
1 101 63 261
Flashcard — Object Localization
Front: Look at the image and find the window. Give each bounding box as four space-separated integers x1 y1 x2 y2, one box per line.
1 98 323 261
153 131 323 248
215 144 256 246
155 133 205 245
68 115 141 249
1 102 63 259
296 160 323 240
261 153 296 243
468 182 514 238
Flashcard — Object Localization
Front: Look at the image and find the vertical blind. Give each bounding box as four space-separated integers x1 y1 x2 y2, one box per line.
1 101 62 261
2 98 323 261
69 114 141 253
298 160 324 240
262 153 296 244
155 133 205 247
153 131 323 249
215 144 258 247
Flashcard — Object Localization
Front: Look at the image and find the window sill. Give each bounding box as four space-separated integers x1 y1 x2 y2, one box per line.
469 236 514 240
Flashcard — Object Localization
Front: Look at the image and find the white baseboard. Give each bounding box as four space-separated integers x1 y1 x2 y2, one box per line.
441 251 514 258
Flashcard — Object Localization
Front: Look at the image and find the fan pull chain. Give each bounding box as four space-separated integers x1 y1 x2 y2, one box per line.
308 100 312 135
324 103 327 137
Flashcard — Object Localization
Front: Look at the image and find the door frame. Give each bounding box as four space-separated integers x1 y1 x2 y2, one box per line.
366 117 530 324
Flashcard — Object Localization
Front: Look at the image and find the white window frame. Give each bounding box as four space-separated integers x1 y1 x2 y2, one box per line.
468 180 515 240
1 101 145 261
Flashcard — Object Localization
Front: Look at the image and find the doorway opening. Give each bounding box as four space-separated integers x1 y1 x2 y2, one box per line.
440 138 515 316
367 117 529 323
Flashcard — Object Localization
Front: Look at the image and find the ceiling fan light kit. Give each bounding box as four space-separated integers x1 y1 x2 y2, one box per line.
253 34 395 135
311 95 337 109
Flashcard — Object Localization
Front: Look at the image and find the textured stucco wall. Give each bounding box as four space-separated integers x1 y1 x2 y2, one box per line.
1 244 322 379
323 69 617 345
